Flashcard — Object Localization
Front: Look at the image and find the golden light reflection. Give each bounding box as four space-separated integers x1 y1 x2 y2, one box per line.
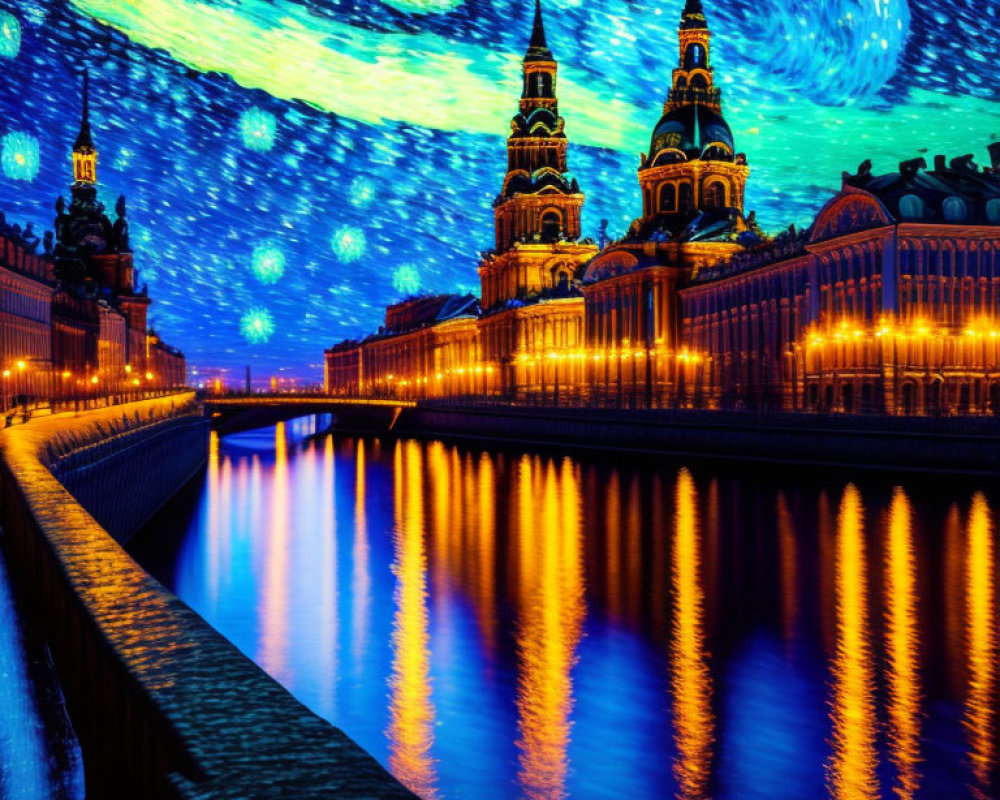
885 488 921 799
515 457 585 800
964 493 997 800
776 492 798 647
826 484 878 800
943 504 966 697
259 422 290 684
352 439 370 671
206 431 221 610
605 470 622 620
387 441 438 799
671 469 713 800
319 435 338 719
475 452 497 653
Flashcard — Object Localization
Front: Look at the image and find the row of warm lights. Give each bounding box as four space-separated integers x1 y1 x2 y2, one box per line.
366 348 710 385
373 364 496 386
809 318 1000 346
517 348 706 364
2 365 155 384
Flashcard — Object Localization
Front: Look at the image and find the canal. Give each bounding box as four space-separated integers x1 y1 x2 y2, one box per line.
130 416 999 799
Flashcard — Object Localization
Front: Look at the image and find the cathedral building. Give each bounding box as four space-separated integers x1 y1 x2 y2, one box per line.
327 0 1000 417
580 0 752 407
1 71 185 407
327 0 597 401
477 0 598 398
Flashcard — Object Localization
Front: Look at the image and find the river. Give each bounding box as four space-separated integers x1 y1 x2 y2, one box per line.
130 416 999 799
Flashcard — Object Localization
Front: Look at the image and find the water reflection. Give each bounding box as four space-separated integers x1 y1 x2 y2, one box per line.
885 488 921 799
964 494 997 800
131 421 1000 800
388 441 438 799
671 469 714 800
515 457 585 800
827 485 878 800
351 439 370 673
259 421 290 684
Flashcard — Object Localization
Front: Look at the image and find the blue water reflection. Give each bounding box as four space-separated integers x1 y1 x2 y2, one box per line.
131 417 1000 800
0 553 84 800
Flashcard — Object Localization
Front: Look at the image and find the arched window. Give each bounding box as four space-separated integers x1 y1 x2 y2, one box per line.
986 198 1000 224
676 76 687 89
659 183 676 213
690 73 708 89
678 183 693 213
540 210 562 241
943 195 967 222
702 181 725 209
684 44 705 69
899 194 924 220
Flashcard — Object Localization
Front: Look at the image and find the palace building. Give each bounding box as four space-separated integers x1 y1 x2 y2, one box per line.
1 71 185 407
326 0 1000 417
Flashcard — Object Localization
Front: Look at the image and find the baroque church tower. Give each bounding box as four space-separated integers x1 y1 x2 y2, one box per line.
493 0 583 252
635 0 748 235
478 0 598 397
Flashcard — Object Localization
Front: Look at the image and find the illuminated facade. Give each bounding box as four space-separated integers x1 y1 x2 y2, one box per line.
0 224 55 402
683 153 1000 414
327 0 1000 416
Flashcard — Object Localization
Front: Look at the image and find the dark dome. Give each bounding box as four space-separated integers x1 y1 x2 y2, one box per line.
647 104 734 165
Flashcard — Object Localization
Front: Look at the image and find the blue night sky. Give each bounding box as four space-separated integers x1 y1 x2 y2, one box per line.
0 0 997 383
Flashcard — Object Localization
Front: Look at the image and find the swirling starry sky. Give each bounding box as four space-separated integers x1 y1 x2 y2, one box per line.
0 0 997 383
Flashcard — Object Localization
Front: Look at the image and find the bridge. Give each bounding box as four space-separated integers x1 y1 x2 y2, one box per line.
201 394 415 434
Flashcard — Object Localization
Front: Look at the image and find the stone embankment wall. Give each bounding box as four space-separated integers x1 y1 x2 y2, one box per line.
0 394 415 800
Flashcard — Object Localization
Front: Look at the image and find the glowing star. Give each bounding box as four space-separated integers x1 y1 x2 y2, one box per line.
1 132 39 181
349 176 376 208
331 225 366 263
382 0 463 13
0 11 20 59
240 307 275 344
392 264 420 296
251 241 285 284
240 106 276 152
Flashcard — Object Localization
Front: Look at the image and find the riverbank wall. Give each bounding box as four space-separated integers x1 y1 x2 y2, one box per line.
334 401 1000 474
0 394 414 799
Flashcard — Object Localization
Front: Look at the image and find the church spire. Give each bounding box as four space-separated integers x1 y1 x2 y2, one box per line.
491 0 583 254
524 0 553 62
74 69 94 150
72 69 97 184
